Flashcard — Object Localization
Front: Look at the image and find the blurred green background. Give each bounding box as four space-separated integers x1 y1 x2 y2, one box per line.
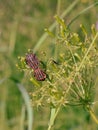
0 0 98 130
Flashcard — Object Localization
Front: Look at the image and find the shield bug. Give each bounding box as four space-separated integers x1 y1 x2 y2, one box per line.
25 53 39 70
25 52 46 81
34 68 46 81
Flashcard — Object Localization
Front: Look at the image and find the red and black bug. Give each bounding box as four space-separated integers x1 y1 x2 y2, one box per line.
34 68 46 81
25 52 46 81
25 53 39 70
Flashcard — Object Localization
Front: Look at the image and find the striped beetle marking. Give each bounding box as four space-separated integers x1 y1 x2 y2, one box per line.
25 52 46 81
25 53 39 70
34 68 46 81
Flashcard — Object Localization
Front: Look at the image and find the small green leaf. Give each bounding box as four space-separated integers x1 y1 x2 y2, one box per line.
91 24 96 36
80 24 87 36
55 15 66 29
30 78 40 87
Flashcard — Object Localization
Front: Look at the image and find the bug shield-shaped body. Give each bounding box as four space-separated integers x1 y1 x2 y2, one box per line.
34 68 46 81
25 52 46 81
25 53 39 70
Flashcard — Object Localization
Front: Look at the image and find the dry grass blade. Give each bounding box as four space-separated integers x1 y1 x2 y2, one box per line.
17 83 33 130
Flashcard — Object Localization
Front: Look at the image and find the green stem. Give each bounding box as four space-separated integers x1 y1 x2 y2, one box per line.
66 32 98 94
33 0 80 53
68 2 98 28
54 0 61 60
48 107 61 130
89 107 98 124
78 32 98 71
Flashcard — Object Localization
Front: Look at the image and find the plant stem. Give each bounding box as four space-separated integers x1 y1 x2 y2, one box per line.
48 126 51 130
89 107 98 124
68 2 98 28
33 0 79 53
17 83 33 130
78 32 98 71
54 0 61 60
48 107 61 130
66 32 98 95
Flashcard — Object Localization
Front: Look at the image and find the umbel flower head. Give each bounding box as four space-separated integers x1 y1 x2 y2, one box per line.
17 17 98 110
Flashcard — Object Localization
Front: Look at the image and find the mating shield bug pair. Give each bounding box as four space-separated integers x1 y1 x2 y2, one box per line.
25 53 46 81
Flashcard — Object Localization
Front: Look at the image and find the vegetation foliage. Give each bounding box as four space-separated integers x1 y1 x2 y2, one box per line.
0 0 98 130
